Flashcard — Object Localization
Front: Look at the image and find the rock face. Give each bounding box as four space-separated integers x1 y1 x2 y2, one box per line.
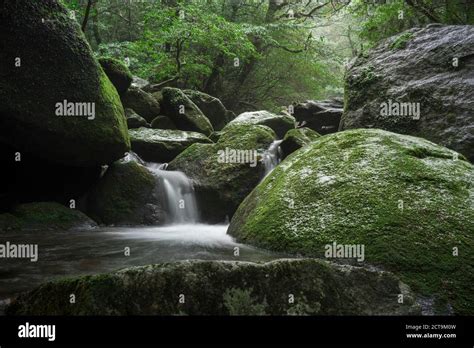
86 160 164 225
168 125 276 222
125 108 149 129
293 99 343 135
150 116 176 130
228 129 474 314
183 90 235 130
0 0 130 167
121 87 161 122
223 111 295 138
6 259 420 315
160 88 214 136
341 25 474 162
280 127 320 159
0 202 97 232
98 57 133 95
129 128 213 163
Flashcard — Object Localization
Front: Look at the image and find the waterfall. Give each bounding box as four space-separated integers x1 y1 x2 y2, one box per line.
262 140 283 177
125 152 199 224
146 163 199 224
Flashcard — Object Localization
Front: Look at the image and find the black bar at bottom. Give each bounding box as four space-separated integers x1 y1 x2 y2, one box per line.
0 316 472 346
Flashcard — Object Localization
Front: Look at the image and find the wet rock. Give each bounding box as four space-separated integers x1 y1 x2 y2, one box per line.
341 25 474 161
6 259 420 315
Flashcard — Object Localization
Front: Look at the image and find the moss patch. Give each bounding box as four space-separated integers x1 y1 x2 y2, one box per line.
0 202 97 232
228 129 474 314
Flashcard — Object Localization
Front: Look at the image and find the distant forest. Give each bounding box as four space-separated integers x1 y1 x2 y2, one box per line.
64 0 474 113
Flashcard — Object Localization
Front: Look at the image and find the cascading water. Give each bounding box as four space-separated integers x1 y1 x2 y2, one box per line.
262 140 283 177
125 152 199 224
146 163 199 224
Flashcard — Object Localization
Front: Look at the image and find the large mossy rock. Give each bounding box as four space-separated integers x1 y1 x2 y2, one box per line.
6 259 420 315
341 25 474 162
121 87 161 122
0 0 130 167
129 128 212 163
280 127 320 159
228 129 474 314
168 125 276 222
0 202 97 232
86 160 164 225
223 111 295 138
160 88 214 136
183 89 235 130
98 57 133 95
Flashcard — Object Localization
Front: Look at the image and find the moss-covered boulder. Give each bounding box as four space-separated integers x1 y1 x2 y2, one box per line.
168 125 276 222
223 111 295 138
183 89 235 130
121 87 161 122
0 202 97 232
160 88 214 136
150 116 176 130
98 57 133 95
6 259 420 315
86 160 165 225
124 108 149 129
280 128 320 159
129 128 212 163
228 129 474 314
341 25 474 161
0 0 130 167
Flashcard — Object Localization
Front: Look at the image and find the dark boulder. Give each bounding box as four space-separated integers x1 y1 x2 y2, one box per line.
125 108 149 129
183 89 235 130
0 0 130 167
160 88 214 136
292 99 343 135
129 128 212 163
98 57 133 95
6 259 420 315
121 87 161 123
341 25 474 161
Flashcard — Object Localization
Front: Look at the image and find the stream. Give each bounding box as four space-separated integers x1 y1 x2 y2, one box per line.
0 224 285 304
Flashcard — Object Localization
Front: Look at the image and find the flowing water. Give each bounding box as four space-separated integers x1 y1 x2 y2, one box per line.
0 224 286 303
146 163 199 224
263 140 283 177
0 152 288 309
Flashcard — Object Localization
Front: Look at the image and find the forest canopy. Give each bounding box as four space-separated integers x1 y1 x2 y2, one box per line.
64 0 474 112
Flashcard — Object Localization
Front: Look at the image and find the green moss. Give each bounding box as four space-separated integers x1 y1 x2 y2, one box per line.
223 288 268 315
168 125 276 221
0 202 96 231
223 111 295 139
0 0 130 166
390 32 414 50
161 88 214 136
6 259 420 315
281 127 320 159
98 57 133 95
229 129 474 314
86 161 157 225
